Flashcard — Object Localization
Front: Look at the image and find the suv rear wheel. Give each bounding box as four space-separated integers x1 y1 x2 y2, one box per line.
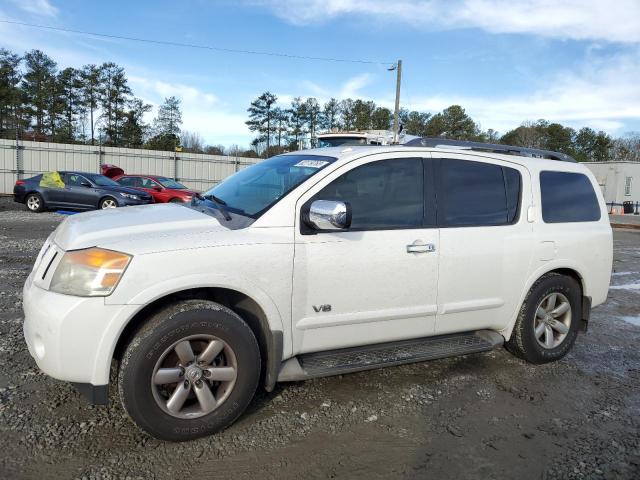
118 299 261 441
506 273 581 364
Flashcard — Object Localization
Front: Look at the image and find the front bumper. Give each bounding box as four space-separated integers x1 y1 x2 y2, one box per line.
22 271 138 389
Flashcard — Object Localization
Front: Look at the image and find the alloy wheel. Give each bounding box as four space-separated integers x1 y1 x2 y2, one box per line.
27 195 40 211
534 292 572 349
101 198 117 209
151 334 238 419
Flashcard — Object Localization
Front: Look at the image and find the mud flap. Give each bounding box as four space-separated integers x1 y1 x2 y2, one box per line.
581 296 592 332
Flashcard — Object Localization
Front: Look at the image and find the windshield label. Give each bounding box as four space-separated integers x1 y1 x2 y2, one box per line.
293 159 329 168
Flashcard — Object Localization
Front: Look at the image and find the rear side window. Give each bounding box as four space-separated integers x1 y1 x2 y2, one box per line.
540 171 601 223
438 159 521 227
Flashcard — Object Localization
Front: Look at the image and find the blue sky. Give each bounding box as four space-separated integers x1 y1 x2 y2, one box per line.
1 0 639 147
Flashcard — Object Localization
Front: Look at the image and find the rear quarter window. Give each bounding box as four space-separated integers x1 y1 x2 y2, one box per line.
540 171 601 223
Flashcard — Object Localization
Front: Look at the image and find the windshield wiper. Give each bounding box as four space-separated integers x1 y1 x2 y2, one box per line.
203 193 232 221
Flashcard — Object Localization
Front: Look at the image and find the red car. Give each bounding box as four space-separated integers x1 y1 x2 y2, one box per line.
102 165 199 203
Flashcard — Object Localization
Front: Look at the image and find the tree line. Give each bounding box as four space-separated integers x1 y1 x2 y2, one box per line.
0 47 260 157
1 47 638 161
246 91 640 162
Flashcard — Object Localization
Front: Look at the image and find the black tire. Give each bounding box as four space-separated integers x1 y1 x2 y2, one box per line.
169 198 183 203
99 196 118 209
118 299 261 441
25 192 45 213
506 273 581 364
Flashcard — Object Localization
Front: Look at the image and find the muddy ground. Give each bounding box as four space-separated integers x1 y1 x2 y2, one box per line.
0 197 638 479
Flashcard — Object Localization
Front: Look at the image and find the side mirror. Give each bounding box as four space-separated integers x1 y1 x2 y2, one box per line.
153 186 162 192
80 181 92 187
306 200 351 231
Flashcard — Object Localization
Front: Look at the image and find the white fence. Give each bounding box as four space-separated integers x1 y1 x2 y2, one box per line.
0 138 260 194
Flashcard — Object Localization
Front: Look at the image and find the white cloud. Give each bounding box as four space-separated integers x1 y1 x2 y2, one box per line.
402 50 640 134
279 50 640 135
10 0 58 17
250 0 640 43
128 76 251 144
275 73 375 107
340 73 373 98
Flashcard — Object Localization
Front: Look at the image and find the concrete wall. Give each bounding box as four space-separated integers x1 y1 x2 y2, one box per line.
584 162 640 206
0 138 259 194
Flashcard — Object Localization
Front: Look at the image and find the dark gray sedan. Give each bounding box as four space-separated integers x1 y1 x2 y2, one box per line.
13 171 154 212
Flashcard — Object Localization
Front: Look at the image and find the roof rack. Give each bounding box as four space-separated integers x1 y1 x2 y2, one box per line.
404 137 576 162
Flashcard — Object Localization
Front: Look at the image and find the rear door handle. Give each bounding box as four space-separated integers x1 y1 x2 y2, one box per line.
406 242 436 253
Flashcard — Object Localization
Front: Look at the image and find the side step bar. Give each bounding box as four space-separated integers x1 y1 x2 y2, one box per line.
277 330 504 382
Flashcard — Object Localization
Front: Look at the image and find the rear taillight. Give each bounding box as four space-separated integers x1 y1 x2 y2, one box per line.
15 180 25 186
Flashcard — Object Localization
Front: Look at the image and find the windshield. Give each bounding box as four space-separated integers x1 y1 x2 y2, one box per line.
318 137 368 148
157 177 188 189
84 174 120 187
201 154 336 218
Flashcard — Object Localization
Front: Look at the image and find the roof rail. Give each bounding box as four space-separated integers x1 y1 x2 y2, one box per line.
404 137 576 162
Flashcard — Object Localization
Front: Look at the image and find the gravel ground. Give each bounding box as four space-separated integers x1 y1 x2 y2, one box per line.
0 196 639 480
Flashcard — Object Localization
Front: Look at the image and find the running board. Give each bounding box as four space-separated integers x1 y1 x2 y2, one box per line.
277 330 504 382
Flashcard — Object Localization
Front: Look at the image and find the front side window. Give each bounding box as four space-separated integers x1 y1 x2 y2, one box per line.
312 158 424 230
540 171 601 223
140 177 160 189
438 159 521 227
201 154 337 219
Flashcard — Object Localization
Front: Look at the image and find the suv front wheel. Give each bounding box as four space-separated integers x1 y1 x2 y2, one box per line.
118 299 261 441
506 273 581 364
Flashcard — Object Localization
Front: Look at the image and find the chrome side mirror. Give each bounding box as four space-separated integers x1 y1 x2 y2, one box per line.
306 200 351 231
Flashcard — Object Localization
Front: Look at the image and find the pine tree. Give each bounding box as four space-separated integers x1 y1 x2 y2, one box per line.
0 49 22 137
371 107 392 130
303 97 321 140
287 97 306 148
339 99 356 130
56 67 83 142
80 64 102 145
321 98 340 131
121 98 151 148
22 50 57 136
154 96 182 136
99 62 132 145
146 96 182 151
246 91 277 155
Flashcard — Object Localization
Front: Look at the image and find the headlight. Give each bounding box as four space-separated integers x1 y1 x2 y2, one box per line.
119 192 139 200
49 248 132 296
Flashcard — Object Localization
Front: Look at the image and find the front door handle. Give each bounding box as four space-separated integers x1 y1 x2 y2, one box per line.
406 242 436 253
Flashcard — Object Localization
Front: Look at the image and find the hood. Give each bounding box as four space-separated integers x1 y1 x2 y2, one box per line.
53 203 226 252
98 184 152 198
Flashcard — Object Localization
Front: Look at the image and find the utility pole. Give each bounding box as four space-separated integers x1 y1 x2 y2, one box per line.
391 59 402 144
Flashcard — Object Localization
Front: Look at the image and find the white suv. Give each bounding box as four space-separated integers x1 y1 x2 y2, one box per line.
23 139 613 441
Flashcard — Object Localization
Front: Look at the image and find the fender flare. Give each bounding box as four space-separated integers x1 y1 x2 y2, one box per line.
94 274 286 386
499 260 588 340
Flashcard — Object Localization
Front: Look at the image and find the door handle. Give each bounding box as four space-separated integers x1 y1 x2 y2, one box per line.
406 242 436 253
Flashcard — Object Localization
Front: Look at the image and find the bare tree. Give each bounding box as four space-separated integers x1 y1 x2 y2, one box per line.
182 130 205 153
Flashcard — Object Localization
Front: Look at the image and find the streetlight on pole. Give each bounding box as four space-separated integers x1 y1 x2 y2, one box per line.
389 59 402 143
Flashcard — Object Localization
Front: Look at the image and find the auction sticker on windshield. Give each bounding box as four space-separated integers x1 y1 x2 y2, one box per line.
293 159 330 168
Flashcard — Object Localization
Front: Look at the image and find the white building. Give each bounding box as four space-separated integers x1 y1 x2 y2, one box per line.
584 162 639 211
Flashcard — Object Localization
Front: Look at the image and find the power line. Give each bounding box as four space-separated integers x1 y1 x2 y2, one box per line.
0 20 394 66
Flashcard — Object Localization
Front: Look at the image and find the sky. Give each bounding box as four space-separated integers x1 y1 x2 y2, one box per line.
0 0 639 147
